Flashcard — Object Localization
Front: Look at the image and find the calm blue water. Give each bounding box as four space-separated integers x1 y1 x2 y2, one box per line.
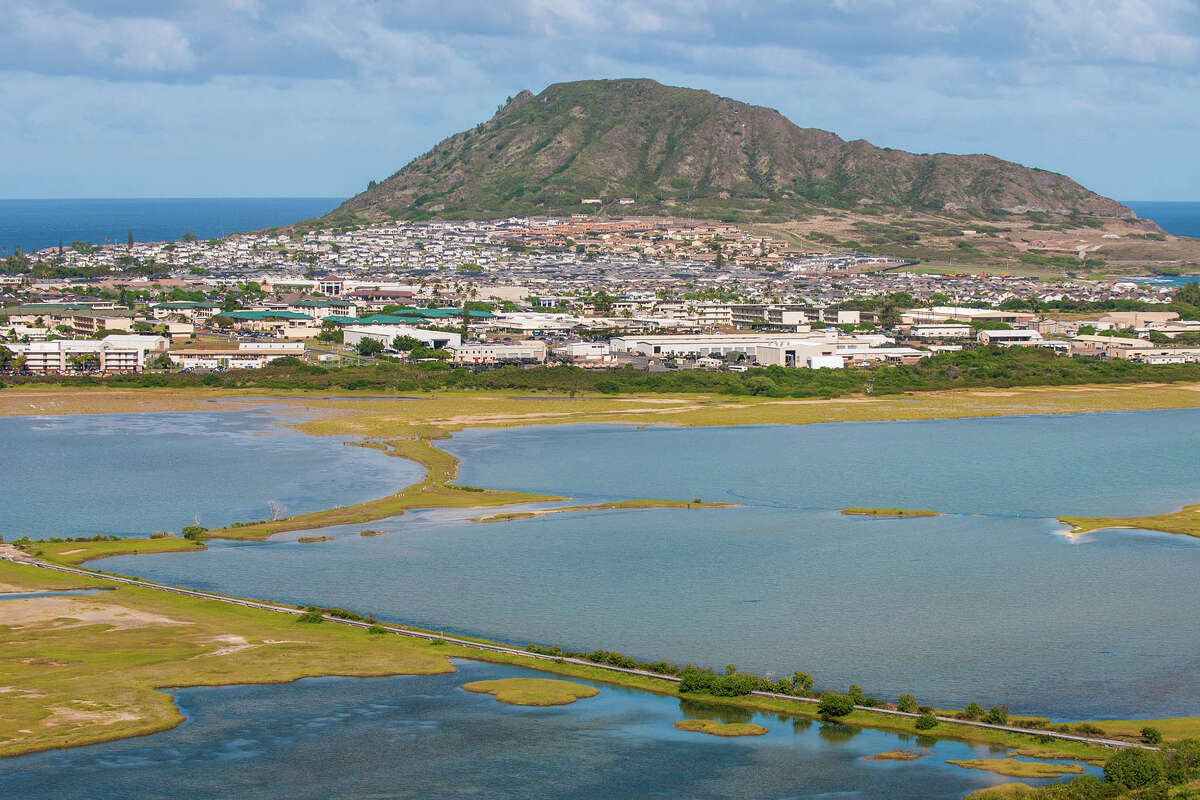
0 409 421 538
0 661 1096 800
1125 200 1200 238
0 197 343 254
105 410 1200 719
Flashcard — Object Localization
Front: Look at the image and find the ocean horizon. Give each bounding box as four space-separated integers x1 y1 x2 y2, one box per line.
0 197 1197 256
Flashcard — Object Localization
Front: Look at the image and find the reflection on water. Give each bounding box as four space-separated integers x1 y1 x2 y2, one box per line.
1 410 422 538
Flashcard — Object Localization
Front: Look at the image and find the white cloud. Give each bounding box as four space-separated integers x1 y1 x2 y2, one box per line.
13 3 196 73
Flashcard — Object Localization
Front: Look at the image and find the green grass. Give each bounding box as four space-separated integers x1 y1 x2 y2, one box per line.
1059 504 1200 540
672 719 768 737
460 678 599 706
31 536 206 566
862 747 930 761
946 759 1084 778
841 507 941 518
0 560 453 758
473 498 737 523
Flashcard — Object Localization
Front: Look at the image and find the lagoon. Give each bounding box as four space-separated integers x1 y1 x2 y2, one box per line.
0 409 422 539
0 660 1093 800
102 409 1200 720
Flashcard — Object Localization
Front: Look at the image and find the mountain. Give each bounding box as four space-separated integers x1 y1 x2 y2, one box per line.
324 78 1133 225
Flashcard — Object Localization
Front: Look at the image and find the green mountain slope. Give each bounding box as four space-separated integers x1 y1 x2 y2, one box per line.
326 78 1133 224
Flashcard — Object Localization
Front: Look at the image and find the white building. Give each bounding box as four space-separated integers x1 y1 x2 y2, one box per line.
909 324 973 338
172 348 296 370
343 325 461 350
8 340 146 374
451 341 547 364
977 329 1044 346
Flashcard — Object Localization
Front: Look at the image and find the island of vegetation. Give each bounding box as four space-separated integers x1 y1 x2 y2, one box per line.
863 748 931 762
841 507 941 518
1059 504 1200 540
459 678 599 706
948 759 1085 779
472 498 737 523
672 719 768 738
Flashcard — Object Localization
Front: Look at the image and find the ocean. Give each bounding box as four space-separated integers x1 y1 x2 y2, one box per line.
1125 201 1200 238
0 197 344 255
0 198 1195 257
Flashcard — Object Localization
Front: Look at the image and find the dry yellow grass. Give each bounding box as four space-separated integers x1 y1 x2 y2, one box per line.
947 759 1085 778
672 719 769 737
460 678 599 706
0 560 453 758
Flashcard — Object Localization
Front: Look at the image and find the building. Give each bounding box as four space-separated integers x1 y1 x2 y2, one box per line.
903 307 1037 326
150 301 222 323
977 329 1045 346
909 324 973 338
342 325 461 350
451 341 547 364
8 339 145 373
171 346 299 370
1069 334 1153 359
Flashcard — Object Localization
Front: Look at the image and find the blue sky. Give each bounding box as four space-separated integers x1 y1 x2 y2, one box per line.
3 0 1198 200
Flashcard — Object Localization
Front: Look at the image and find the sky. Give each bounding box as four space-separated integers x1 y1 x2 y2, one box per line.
3 0 1198 201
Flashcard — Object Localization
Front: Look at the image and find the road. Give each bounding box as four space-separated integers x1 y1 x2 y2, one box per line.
3 554 1153 753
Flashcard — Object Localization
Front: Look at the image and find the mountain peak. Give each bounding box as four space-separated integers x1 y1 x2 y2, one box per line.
331 79 1131 224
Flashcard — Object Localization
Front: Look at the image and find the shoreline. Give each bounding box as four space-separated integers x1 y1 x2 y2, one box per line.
0 557 1148 766
5 385 1200 766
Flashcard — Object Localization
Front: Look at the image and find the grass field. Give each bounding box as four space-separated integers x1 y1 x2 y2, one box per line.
841 507 941 518
672 719 768 737
1059 504 1200 540
946 759 1085 778
460 678 599 706
0 560 454 758
0 560 1133 765
26 537 206 566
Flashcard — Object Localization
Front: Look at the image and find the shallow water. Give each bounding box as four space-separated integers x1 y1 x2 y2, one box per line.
0 661 1098 800
0 409 422 538
104 409 1200 719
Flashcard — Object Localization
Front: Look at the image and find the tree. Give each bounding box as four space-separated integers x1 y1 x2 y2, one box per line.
914 714 938 730
356 337 385 356
68 353 99 372
148 352 176 370
1141 726 1163 745
818 693 855 719
960 702 985 720
791 671 814 693
1175 281 1200 307
391 335 424 352
984 705 1009 725
1104 748 1164 789
179 231 198 243
896 694 918 713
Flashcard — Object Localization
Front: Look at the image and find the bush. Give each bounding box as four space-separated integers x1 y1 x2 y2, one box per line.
1141 726 1163 745
959 702 985 720
296 608 324 624
181 525 208 540
896 694 918 713
367 624 388 635
817 693 855 719
149 531 168 539
985 705 1009 725
1104 748 1164 789
914 714 938 730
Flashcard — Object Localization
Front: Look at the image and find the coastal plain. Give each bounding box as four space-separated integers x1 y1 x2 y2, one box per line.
6 381 1200 778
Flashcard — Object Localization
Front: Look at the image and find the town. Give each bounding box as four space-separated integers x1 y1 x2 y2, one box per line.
2 216 1198 375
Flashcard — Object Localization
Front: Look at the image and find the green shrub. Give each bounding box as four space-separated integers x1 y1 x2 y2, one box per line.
1104 748 1164 789
149 531 168 539
985 705 1009 725
1141 726 1163 745
296 608 324 624
181 525 208 540
367 624 388 635
959 702 985 720
896 694 918 713
817 693 855 719
914 714 938 730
